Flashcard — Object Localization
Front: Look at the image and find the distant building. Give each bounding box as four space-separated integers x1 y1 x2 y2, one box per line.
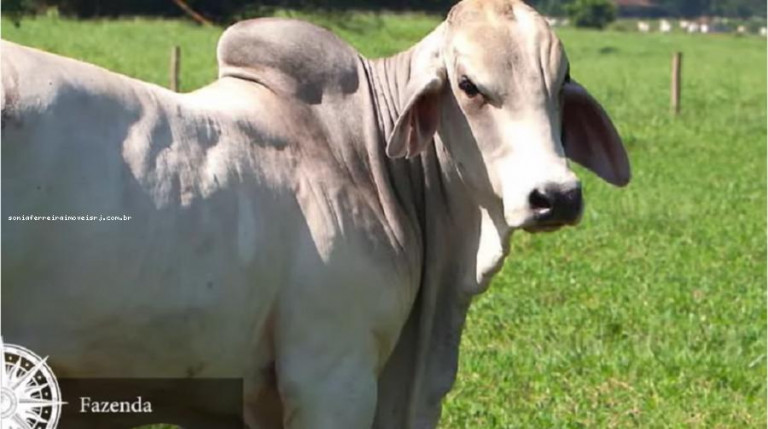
613 0 667 18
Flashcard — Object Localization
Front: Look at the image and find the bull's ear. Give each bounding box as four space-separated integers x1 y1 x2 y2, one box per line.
386 73 445 159
386 26 447 159
562 80 631 187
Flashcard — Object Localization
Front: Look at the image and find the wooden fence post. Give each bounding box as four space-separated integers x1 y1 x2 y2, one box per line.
170 46 180 92
671 52 682 115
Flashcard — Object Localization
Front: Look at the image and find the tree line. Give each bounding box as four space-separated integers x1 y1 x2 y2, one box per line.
4 0 766 23
531 0 765 18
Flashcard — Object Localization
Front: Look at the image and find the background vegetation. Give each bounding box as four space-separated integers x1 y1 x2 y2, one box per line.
565 0 616 29
3 0 767 23
2 7 766 428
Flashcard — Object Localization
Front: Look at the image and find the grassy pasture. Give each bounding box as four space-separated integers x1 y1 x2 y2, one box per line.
2 12 766 428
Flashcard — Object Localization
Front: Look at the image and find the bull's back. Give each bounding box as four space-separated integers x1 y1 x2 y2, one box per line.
1 42 294 379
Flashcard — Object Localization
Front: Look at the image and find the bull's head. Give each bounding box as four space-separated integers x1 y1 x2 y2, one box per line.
386 0 630 233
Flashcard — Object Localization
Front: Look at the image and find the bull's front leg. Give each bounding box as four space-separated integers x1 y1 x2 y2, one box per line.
274 293 380 429
269 215 415 429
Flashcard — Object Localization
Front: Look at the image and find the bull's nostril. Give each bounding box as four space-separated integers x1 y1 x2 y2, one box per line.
528 189 553 211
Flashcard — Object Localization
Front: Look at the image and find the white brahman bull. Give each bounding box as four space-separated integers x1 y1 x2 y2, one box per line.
1 0 630 427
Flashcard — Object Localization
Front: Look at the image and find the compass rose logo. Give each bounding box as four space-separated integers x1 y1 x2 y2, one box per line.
1 338 65 429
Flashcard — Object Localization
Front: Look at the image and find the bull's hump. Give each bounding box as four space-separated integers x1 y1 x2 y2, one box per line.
217 18 362 103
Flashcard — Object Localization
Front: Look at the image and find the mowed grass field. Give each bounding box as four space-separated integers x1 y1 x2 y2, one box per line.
3 11 766 428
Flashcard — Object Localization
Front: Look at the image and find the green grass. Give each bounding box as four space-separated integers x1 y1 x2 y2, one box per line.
3 13 766 429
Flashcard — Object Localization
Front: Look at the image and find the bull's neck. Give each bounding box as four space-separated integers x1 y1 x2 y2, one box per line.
363 36 485 251
363 47 414 143
364 36 493 429
363 31 471 222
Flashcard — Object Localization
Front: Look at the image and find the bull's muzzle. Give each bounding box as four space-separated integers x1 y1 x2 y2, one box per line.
527 184 583 229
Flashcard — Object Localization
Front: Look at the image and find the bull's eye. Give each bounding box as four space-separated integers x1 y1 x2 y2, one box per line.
458 76 480 97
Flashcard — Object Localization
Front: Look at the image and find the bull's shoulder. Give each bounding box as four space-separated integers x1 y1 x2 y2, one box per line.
217 18 362 103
